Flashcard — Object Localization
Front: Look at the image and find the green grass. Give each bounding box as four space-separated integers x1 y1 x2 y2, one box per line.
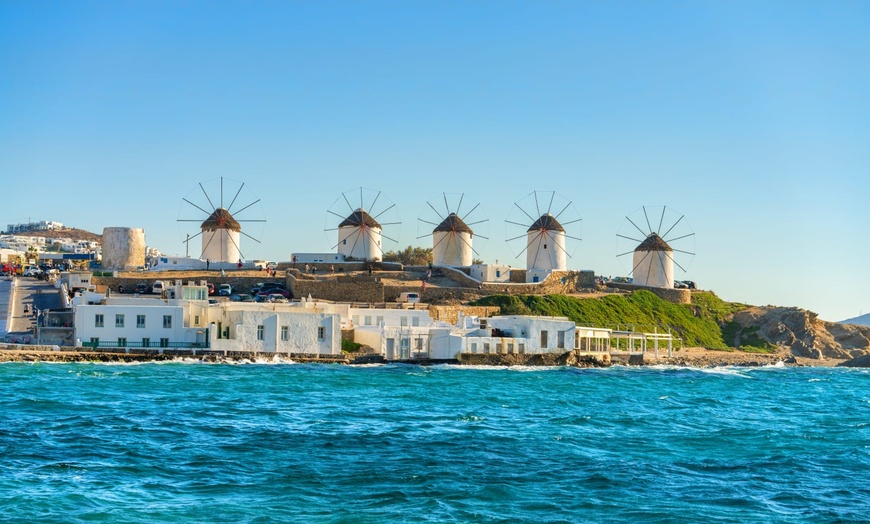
473 290 755 350
341 339 363 352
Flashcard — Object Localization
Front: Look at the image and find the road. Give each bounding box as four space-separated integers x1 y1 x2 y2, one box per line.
5 276 63 342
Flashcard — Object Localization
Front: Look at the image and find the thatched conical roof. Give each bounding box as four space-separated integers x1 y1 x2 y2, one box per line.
434 213 473 234
201 208 241 232
527 213 565 233
636 233 673 252
339 208 381 229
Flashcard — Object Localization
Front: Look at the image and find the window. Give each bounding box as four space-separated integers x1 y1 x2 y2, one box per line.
480 319 488 330
281 326 288 341
137 315 145 328
115 314 124 328
160 338 169 348
90 337 99 347
118 337 127 347
470 342 478 353
142 338 150 347
544 243 548 249
412 316 420 327
342 239 347 245
376 316 383 326
400 317 408 327
557 331 565 349
194 315 200 326
364 316 372 326
94 314 104 328
575 331 580 349
484 342 491 354
541 330 548 349
318 326 325 340
257 325 264 340
518 342 525 354
163 315 172 328
496 342 503 354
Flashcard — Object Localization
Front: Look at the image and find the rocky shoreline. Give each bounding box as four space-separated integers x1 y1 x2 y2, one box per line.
1 347 860 367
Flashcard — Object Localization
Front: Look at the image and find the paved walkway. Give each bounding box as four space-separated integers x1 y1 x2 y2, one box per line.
0 277 12 338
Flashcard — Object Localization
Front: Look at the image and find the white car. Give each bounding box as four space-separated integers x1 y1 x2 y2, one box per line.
22 266 42 277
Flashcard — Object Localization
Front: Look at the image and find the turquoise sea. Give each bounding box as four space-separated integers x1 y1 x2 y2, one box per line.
1 362 869 523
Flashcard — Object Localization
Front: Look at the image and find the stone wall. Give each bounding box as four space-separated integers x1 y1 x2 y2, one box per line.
291 278 385 303
606 282 692 304
428 305 501 325
93 275 290 296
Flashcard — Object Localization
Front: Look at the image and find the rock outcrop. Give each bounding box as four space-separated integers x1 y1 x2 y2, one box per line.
728 306 870 359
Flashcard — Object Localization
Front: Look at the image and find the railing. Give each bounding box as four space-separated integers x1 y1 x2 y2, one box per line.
82 340 210 350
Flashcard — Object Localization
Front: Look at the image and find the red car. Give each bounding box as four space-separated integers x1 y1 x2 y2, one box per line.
207 283 215 296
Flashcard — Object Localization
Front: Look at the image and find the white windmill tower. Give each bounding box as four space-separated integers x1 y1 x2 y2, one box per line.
325 188 400 262
177 178 265 263
505 191 582 283
616 205 695 288
418 193 488 267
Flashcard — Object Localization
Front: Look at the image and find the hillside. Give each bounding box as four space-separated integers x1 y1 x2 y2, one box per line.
473 291 870 360
840 313 870 327
7 228 101 243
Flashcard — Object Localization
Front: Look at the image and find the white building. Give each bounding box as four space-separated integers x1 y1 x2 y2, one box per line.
469 264 511 283
337 209 383 262
525 213 567 282
432 213 474 267
631 233 674 288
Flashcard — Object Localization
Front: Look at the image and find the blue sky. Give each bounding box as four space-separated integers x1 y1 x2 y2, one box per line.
1 1 867 321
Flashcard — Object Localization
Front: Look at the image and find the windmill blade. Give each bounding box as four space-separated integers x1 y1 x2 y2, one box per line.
516 235 536 258
378 221 402 226
418 218 440 227
430 230 451 250
416 233 434 239
661 214 685 240
369 190 382 215
466 219 488 226
226 182 245 213
514 202 536 223
456 231 480 256
552 237 573 259
506 232 528 242
347 227 364 258
240 231 261 244
533 191 541 217
427 201 445 220
177 219 210 223
327 209 348 221
629 251 651 276
443 193 450 216
616 249 635 258
530 231 543 270
220 177 224 209
232 199 261 217
656 250 669 282
474 234 489 240
672 248 695 256
183 231 204 243
360 187 364 211
199 183 217 212
657 206 667 235
616 233 644 243
664 232 695 243
200 228 217 259
372 203 396 220
236 219 266 223
342 192 355 213
183 198 213 217
324 227 340 232
546 192 556 215
506 220 530 228
455 193 465 216
227 230 246 260
553 200 573 220
645 247 655 280
563 234 583 242
381 233 399 243
463 202 481 220
643 206 654 235
665 251 688 273
560 218 582 226
626 216 648 238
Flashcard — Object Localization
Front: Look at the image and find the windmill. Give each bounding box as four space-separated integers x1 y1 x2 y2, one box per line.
177 177 265 262
325 187 400 262
616 205 695 288
505 191 582 282
418 193 488 267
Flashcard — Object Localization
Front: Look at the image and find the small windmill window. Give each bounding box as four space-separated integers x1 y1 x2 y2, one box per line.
544 244 548 249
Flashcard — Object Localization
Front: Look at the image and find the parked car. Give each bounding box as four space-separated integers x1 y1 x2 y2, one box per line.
230 293 254 302
207 283 215 296
674 281 687 289
397 292 420 303
258 287 292 299
267 293 288 303
22 265 41 277
265 261 278 270
152 280 166 294
218 283 232 296
135 283 148 294
252 282 285 295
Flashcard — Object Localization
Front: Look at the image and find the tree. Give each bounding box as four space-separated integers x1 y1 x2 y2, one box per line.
383 245 432 266
26 245 39 265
